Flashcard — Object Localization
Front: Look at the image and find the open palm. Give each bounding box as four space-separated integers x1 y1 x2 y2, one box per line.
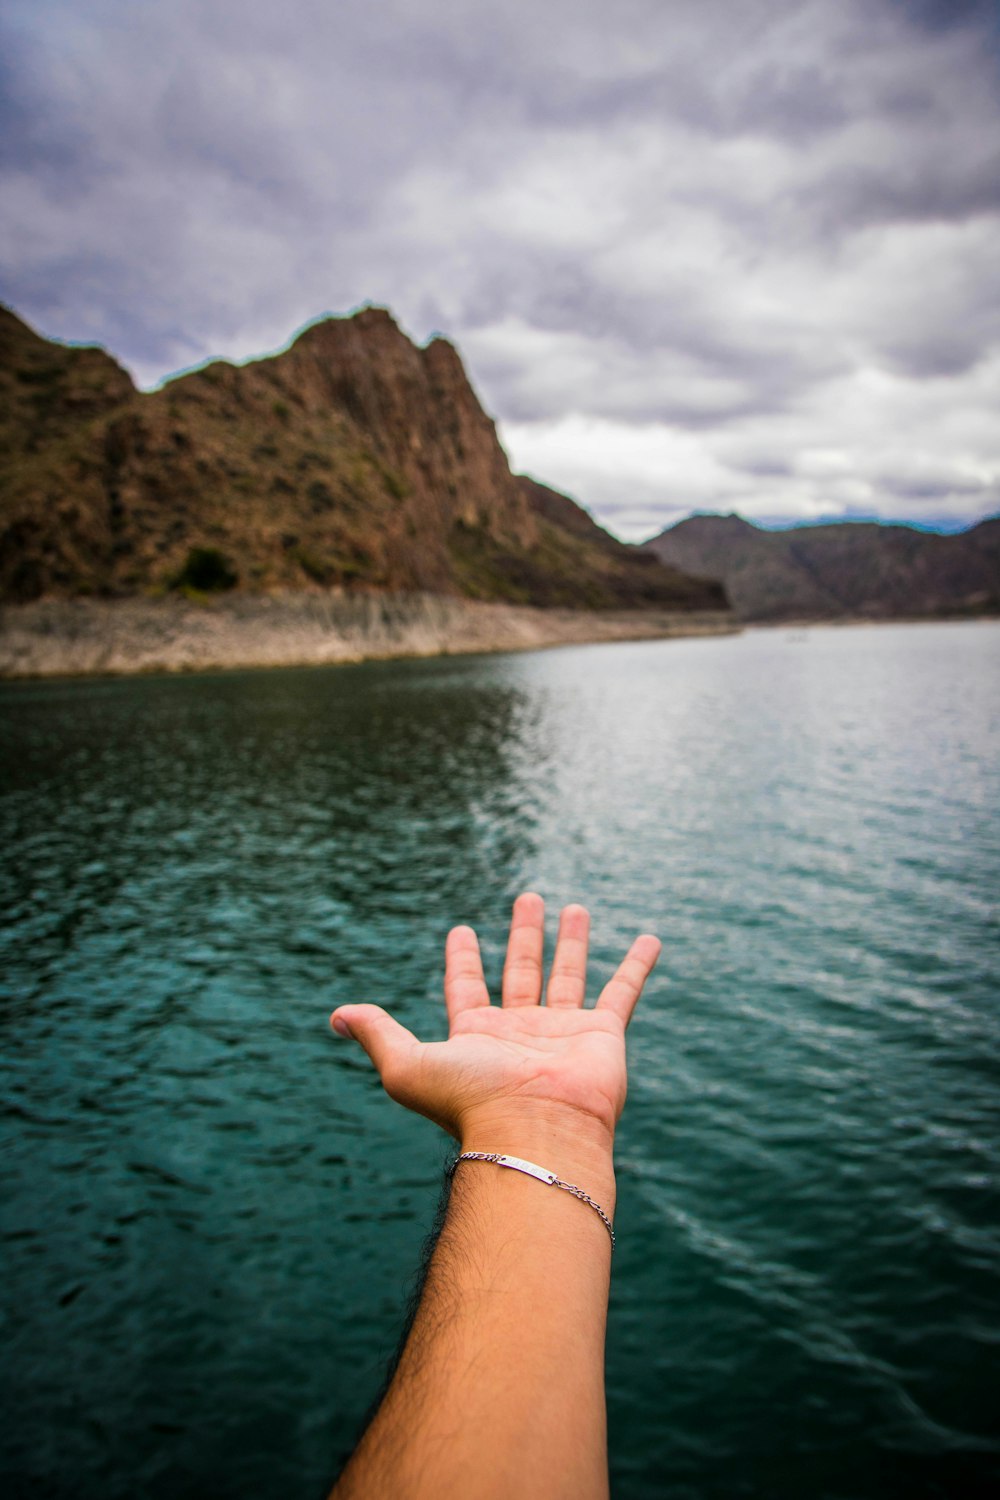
330 893 661 1141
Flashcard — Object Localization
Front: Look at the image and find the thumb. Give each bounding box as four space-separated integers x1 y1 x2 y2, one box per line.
330 1003 419 1088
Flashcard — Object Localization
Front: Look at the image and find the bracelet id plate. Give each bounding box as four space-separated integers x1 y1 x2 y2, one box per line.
451 1151 616 1247
494 1154 558 1184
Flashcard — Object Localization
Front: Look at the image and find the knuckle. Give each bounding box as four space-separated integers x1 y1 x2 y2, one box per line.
504 957 540 975
504 988 536 1005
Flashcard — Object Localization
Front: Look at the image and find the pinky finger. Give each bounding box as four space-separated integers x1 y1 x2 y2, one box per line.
595 935 662 1026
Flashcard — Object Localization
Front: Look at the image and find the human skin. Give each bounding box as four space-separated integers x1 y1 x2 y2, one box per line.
327 892 661 1500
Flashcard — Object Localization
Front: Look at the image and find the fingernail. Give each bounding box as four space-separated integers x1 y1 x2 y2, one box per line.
331 1016 353 1038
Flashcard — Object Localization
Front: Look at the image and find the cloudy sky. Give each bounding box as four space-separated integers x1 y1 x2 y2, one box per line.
2 0 999 539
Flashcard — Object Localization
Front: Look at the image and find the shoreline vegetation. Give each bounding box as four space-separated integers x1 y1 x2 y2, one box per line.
0 592 737 681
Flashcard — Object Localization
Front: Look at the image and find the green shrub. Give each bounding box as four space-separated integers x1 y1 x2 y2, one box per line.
381 467 410 500
170 546 238 593
307 479 335 510
293 547 333 584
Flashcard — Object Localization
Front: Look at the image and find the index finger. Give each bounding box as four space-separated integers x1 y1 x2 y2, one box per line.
445 925 490 1028
595 935 662 1026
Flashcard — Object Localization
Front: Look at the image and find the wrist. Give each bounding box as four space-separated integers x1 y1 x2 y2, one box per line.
458 1100 616 1201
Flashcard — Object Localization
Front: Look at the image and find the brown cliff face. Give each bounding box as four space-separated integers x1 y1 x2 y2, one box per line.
0 307 139 599
0 304 725 612
515 478 728 609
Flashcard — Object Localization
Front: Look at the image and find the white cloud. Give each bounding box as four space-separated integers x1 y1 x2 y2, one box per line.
1 0 998 535
503 350 1000 539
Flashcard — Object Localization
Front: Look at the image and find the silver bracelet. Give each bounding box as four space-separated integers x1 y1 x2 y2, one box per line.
449 1151 615 1248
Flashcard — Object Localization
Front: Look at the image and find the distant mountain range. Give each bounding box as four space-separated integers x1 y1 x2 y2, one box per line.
648 512 1000 622
0 305 724 614
5 303 996 627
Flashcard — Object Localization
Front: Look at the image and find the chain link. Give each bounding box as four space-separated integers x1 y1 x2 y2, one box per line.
450 1151 505 1168
551 1177 616 1247
450 1152 616 1248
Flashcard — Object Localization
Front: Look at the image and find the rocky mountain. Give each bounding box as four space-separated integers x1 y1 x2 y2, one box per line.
648 512 1000 622
0 305 726 614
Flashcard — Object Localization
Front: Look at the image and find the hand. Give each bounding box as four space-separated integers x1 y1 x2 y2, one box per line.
329 893 661 1147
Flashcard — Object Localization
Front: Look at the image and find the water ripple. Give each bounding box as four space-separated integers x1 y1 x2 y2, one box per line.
2 624 999 1498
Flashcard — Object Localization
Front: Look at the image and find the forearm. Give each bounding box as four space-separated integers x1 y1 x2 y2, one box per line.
331 1109 617 1500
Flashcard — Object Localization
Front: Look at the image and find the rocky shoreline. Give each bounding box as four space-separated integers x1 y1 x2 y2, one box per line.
0 591 737 680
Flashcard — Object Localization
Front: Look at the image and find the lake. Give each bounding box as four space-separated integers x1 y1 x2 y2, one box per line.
1 621 998 1499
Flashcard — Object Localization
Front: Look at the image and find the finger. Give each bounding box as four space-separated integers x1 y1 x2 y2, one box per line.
595 935 662 1026
502 891 545 1007
329 1003 420 1091
546 903 590 1008
444 925 490 1027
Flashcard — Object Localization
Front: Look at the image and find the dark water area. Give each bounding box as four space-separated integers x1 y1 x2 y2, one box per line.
1 622 998 1499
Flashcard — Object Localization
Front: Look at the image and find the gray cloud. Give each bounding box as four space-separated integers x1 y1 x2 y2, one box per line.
896 0 999 33
1 0 998 537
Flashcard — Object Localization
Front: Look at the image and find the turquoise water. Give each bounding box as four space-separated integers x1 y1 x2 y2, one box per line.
1 622 998 1499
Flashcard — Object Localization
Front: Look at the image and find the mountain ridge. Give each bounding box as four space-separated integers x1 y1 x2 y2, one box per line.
648 511 1000 622
0 303 726 614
